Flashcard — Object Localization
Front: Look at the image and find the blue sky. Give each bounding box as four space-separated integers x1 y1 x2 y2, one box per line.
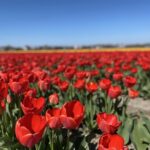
0 0 150 46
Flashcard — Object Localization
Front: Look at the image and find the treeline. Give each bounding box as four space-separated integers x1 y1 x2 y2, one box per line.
0 43 150 51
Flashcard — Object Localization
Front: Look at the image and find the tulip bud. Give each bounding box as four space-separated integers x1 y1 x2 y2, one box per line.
49 93 59 105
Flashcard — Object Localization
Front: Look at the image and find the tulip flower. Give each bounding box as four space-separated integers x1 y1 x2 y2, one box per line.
128 89 139 98
130 68 137 74
15 114 47 148
99 79 111 91
21 96 45 115
0 81 8 101
38 79 50 92
85 82 98 93
108 85 121 99
24 88 37 98
49 93 59 105
60 100 85 129
6 94 12 103
9 77 29 94
58 81 69 92
76 71 86 79
8 81 22 94
0 72 8 82
123 76 136 88
96 112 122 134
98 133 128 150
46 108 62 129
33 70 47 80
74 79 85 90
64 66 76 79
113 73 123 81
90 70 99 77
51 76 61 85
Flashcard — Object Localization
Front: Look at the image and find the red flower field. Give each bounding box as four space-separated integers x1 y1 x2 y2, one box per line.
0 51 150 150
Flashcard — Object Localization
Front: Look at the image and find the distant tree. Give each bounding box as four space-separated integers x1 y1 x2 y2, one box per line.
3 45 14 51
25 45 32 50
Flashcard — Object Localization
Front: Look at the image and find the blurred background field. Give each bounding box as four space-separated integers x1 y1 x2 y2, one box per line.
1 47 150 53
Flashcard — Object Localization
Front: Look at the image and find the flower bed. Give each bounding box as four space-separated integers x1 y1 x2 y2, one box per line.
0 51 150 150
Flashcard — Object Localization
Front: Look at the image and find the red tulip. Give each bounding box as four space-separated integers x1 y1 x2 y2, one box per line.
96 113 122 134
0 81 8 101
122 64 131 71
38 79 50 92
51 76 61 85
21 96 45 115
9 81 22 94
128 89 139 98
58 81 69 91
76 71 86 79
6 94 12 103
130 68 137 74
24 88 37 98
85 82 98 93
0 72 8 82
99 79 111 90
49 93 59 105
85 71 91 78
114 66 121 73
19 77 29 91
98 133 128 150
123 76 136 88
105 68 114 78
56 65 66 73
9 78 29 94
142 63 150 71
46 108 62 129
113 73 123 81
15 114 46 148
27 72 38 83
90 70 99 77
64 66 76 79
74 79 85 90
108 86 121 99
60 100 85 129
106 67 114 74
33 70 47 80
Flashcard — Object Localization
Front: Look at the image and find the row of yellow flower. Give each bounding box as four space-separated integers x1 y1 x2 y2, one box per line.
0 47 150 53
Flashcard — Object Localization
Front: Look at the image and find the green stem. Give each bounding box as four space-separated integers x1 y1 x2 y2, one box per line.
56 129 62 149
51 130 55 150
104 91 109 113
106 94 112 113
71 84 73 99
123 97 128 116
106 98 108 113
35 144 39 150
89 94 93 128
65 129 69 150
1 124 4 136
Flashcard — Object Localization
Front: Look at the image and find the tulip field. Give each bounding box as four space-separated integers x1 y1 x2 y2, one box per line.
0 51 150 150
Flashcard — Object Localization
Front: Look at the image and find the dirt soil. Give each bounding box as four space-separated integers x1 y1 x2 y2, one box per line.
127 98 150 118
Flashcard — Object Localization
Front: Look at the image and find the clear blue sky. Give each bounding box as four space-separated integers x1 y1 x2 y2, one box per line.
0 0 150 46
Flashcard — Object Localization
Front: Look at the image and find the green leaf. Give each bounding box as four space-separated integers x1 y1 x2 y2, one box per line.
142 116 150 133
118 117 133 145
0 147 9 150
79 137 89 150
0 136 11 146
131 119 150 150
5 103 11 117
